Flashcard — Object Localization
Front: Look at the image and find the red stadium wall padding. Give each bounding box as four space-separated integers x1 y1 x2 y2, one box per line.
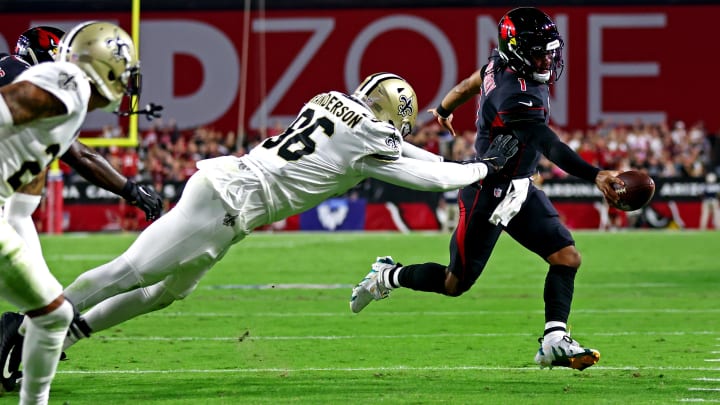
553 203 603 230
35 201 713 232
44 205 154 233
364 204 399 231
398 202 440 230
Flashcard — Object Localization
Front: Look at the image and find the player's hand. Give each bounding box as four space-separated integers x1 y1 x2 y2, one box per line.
595 170 623 205
427 108 457 137
122 180 163 221
476 135 519 174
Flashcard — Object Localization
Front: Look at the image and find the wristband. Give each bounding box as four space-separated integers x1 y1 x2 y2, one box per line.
121 179 135 200
435 104 452 119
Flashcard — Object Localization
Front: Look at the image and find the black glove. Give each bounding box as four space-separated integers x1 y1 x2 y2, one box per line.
121 180 163 221
476 134 519 174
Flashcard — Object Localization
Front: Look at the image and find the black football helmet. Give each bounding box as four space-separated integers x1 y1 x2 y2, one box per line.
14 26 65 65
497 7 564 84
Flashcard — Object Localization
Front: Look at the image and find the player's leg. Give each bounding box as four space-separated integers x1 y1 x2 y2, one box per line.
350 185 501 313
505 186 599 370
63 251 228 350
64 172 239 313
0 219 73 403
3 170 47 256
56 172 240 349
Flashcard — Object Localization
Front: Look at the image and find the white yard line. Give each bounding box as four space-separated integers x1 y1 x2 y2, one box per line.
203 282 682 290
54 364 720 376
153 309 720 317
92 330 719 341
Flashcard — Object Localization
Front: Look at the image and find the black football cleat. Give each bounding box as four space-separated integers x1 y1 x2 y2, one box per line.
0 312 24 392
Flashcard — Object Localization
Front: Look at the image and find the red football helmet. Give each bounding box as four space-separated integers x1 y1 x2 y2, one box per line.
14 26 65 65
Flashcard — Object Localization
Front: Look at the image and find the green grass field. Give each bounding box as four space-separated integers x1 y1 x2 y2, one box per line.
1 230 719 404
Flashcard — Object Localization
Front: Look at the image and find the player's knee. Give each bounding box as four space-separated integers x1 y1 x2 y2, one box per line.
444 287 466 297
170 285 197 301
549 246 582 269
145 280 197 310
141 284 177 310
566 249 582 268
28 299 73 332
443 279 470 297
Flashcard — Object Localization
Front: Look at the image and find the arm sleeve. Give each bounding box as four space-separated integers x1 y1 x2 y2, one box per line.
401 142 444 162
358 156 488 191
515 122 599 182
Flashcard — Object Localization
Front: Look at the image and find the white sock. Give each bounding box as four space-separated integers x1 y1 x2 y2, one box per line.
4 193 43 256
544 321 567 342
20 300 73 405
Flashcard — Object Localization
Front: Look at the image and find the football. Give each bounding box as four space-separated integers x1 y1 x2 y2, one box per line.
610 170 656 211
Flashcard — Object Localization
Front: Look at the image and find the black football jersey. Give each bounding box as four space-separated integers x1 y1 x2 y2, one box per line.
475 54 551 179
0 55 31 86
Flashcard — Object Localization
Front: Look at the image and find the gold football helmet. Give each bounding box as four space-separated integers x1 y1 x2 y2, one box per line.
57 21 141 112
353 72 418 137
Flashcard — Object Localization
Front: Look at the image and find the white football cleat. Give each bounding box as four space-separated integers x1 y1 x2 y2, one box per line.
349 256 398 313
534 334 600 371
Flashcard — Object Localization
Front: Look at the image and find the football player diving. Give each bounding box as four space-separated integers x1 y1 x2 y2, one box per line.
1 72 518 389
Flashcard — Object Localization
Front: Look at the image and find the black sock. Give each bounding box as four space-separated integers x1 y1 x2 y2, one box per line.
397 262 447 294
543 265 577 324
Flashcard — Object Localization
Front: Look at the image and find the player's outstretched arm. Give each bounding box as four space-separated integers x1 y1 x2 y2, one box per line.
427 69 483 137
61 142 163 220
532 123 623 204
361 146 509 192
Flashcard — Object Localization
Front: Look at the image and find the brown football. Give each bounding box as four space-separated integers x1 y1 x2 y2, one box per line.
610 170 656 211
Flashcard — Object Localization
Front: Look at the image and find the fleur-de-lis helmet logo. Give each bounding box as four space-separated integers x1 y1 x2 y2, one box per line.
398 94 414 118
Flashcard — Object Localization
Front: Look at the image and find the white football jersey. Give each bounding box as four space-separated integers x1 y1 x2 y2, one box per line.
0 62 90 204
197 91 488 223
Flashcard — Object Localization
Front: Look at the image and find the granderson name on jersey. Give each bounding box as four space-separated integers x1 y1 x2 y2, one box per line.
308 92 365 129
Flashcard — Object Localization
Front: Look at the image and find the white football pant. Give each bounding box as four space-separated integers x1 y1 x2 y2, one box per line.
63 169 263 341
0 218 73 405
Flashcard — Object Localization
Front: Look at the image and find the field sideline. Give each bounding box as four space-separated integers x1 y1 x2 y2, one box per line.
0 230 718 404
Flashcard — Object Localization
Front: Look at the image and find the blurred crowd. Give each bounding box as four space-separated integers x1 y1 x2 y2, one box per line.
406 118 720 181
58 117 720 232
65 117 720 190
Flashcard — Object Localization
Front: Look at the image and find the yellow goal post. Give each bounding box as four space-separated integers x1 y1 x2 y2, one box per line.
78 0 142 148
46 0 142 233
